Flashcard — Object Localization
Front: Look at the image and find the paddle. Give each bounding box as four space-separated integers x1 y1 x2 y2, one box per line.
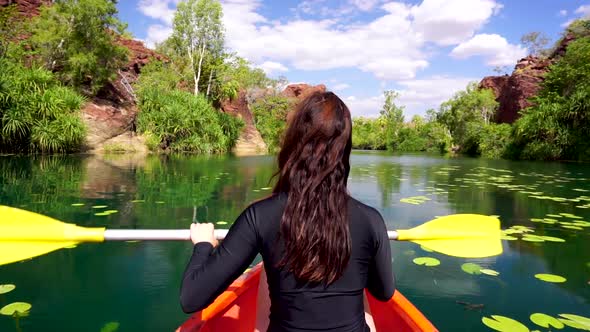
0 205 502 266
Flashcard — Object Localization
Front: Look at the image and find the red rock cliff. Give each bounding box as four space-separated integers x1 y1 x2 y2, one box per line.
479 34 574 124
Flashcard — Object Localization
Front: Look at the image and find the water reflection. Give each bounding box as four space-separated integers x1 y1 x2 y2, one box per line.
0 152 589 332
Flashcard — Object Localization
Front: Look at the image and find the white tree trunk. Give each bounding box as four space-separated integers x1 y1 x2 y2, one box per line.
195 42 206 95
188 46 198 95
206 69 214 97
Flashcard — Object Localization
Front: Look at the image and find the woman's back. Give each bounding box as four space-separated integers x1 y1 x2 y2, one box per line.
180 192 394 332
181 91 394 332
255 193 394 331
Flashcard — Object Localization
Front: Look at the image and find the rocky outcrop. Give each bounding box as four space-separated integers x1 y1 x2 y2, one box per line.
480 56 550 123
281 83 327 101
0 0 50 16
479 34 574 124
221 90 267 155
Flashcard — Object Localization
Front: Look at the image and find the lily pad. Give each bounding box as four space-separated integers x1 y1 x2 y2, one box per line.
558 314 590 330
535 273 566 283
461 263 482 275
64 244 77 249
482 315 530 332
131 199 145 203
155 201 165 204
530 313 564 329
413 257 440 267
94 212 110 216
500 234 518 241
0 284 15 294
539 236 565 242
420 245 434 252
104 210 118 214
100 321 120 332
92 205 108 209
0 302 31 316
216 221 228 225
480 269 500 276
561 225 583 230
522 235 545 242
71 203 85 207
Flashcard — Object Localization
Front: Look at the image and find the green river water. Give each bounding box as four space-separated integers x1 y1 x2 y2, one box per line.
0 151 589 331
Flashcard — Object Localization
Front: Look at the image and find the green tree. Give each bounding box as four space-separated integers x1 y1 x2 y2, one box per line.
380 90 405 151
172 0 224 95
0 59 86 153
509 23 590 161
251 94 293 152
0 5 22 58
30 0 128 94
521 31 550 57
437 82 498 150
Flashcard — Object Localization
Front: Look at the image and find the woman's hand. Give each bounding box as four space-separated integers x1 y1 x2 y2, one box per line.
190 223 219 247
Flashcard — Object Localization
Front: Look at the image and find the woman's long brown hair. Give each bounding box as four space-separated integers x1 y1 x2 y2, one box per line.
273 91 352 285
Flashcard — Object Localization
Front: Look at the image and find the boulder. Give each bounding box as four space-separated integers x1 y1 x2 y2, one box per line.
221 90 268 155
281 83 327 101
479 35 573 124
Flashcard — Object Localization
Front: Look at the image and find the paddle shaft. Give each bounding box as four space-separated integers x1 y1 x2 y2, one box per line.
103 229 401 241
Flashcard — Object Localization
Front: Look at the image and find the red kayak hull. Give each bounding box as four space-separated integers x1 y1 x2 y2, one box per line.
177 264 438 331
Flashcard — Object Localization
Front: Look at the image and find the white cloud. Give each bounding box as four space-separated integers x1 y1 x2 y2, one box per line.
562 5 590 27
450 34 527 66
138 0 177 25
257 61 289 75
559 9 568 17
136 0 508 82
223 1 427 80
575 5 590 17
342 76 475 118
343 95 384 118
396 76 475 115
220 0 505 80
349 0 380 12
331 83 350 91
410 0 503 45
145 24 173 48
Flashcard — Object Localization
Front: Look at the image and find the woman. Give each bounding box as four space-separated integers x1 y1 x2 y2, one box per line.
180 91 394 332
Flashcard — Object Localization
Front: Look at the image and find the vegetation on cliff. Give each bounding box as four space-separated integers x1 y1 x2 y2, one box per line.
508 20 590 161
135 0 277 153
1 4 86 153
361 19 590 161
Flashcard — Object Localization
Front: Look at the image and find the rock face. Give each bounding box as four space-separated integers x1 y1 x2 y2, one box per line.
221 90 268 155
281 83 327 101
480 56 550 123
479 34 573 124
0 0 50 17
3 0 164 153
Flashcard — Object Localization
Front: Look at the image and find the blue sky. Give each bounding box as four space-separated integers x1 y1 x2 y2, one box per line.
117 0 590 118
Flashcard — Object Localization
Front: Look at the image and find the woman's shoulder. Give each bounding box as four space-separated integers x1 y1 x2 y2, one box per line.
348 196 385 225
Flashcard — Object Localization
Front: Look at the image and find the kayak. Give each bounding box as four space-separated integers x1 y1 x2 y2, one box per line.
176 263 438 332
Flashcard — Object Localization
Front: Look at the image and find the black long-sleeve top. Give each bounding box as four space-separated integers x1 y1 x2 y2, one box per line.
180 193 395 332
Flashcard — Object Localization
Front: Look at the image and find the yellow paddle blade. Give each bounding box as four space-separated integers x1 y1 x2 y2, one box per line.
396 214 502 258
0 206 105 266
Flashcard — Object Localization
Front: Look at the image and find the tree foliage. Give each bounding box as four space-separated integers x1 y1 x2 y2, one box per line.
135 68 243 154
380 90 405 151
30 0 128 94
251 94 293 152
521 31 550 57
171 0 224 95
509 25 590 161
0 59 86 153
437 82 498 150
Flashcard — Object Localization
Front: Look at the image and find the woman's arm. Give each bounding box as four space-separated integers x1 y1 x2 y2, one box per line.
180 206 260 313
366 214 395 301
